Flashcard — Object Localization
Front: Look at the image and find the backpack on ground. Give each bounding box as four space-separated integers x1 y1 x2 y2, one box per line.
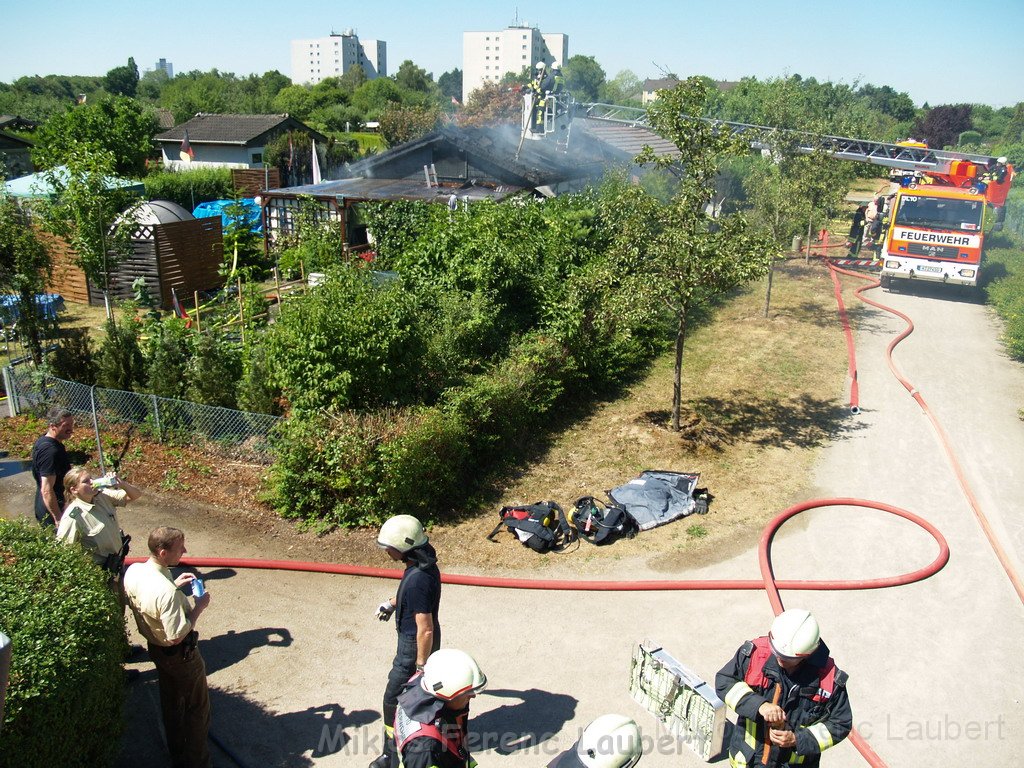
486 501 577 553
571 496 638 545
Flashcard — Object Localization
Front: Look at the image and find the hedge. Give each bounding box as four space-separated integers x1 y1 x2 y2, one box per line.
0 520 125 768
142 167 233 210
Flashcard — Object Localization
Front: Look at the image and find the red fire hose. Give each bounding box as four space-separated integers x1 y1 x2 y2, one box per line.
131 258 1024 768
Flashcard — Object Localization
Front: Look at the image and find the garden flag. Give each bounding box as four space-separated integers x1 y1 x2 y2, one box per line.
311 139 322 185
170 288 192 328
179 130 195 162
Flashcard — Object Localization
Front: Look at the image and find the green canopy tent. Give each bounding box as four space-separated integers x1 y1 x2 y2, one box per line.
2 166 144 199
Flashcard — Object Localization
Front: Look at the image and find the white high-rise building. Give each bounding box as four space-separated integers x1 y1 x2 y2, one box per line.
290 30 387 85
154 58 173 78
462 25 568 102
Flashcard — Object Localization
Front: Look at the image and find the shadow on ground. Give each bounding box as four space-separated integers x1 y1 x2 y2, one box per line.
471 687 577 756
640 392 865 452
120 668 376 768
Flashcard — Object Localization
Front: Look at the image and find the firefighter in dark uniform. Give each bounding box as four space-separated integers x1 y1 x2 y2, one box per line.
370 515 442 768
394 648 486 768
715 609 852 767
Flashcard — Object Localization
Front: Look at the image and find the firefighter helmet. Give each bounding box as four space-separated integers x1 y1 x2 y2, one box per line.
769 609 820 658
575 714 643 768
419 649 487 701
377 514 427 553
552 61 562 71
535 61 547 71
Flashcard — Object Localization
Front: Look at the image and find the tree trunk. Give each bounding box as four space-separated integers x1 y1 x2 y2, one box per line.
672 309 687 432
805 212 814 265
762 259 775 319
17 286 44 365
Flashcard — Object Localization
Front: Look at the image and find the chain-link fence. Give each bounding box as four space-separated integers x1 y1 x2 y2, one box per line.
3 362 281 467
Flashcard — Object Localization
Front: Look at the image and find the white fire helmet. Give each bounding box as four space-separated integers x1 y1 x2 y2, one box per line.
419 649 487 701
377 514 427 553
769 609 821 659
575 715 643 768
552 61 562 71
535 61 547 71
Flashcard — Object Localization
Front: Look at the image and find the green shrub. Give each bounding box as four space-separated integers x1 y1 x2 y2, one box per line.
185 329 242 409
0 519 125 767
264 266 425 413
144 316 191 399
142 167 232 210
47 328 97 385
96 316 146 391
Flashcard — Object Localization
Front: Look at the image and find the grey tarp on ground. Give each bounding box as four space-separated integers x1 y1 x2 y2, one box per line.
607 470 700 531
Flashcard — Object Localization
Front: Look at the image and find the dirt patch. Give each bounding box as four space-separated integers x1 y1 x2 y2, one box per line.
1 260 850 577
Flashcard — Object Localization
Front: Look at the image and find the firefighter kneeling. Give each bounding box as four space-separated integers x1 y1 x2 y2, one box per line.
715 609 852 767
395 648 486 768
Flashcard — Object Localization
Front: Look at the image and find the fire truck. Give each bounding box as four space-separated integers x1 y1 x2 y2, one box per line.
521 98 1016 291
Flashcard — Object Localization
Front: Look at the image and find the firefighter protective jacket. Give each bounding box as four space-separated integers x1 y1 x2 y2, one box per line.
714 637 852 767
395 677 473 768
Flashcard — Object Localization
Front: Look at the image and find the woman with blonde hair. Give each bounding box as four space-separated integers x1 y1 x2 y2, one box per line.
56 466 142 576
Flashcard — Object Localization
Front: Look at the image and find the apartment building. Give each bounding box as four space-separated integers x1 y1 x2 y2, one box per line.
290 30 387 85
462 25 568 102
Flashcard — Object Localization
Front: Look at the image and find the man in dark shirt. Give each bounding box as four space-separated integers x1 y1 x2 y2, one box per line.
370 515 441 768
31 407 74 529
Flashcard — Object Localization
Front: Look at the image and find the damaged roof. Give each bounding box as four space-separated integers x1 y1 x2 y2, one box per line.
265 176 524 203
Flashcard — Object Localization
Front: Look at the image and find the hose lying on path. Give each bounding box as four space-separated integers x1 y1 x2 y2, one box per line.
134 497 946 768
825 261 1024 606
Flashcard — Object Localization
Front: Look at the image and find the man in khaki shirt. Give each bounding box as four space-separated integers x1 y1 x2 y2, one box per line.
124 526 212 768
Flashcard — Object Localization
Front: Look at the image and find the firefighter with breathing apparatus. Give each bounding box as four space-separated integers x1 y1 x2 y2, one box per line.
394 648 486 768
715 609 852 767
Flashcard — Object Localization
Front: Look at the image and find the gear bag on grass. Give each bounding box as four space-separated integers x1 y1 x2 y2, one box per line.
607 470 711 531
486 501 577 552
571 496 638 545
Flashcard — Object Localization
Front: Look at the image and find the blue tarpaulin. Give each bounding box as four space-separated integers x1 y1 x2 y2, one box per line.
0 293 65 323
192 199 263 234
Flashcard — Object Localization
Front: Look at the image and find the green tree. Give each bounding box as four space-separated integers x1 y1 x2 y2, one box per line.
0 193 51 363
438 68 463 103
264 266 425 413
394 60 434 94
186 330 241 408
39 146 139 312
96 316 146 390
378 105 440 147
143 315 191 399
351 78 409 119
599 69 642 106
103 57 139 97
32 95 157 177
136 67 170 101
637 78 773 431
456 81 522 127
338 66 368 94
563 55 606 103
857 83 917 122
271 84 317 120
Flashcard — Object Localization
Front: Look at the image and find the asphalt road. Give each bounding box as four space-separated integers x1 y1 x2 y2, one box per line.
3 274 1023 768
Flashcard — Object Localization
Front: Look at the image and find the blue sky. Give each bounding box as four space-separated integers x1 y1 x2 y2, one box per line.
4 0 1023 108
